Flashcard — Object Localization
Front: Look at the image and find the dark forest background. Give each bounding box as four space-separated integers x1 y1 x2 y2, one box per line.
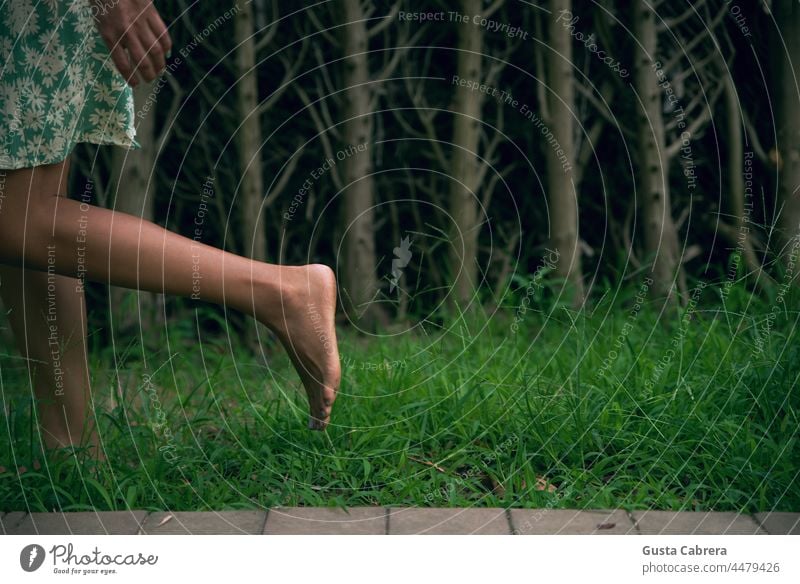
68 0 800 339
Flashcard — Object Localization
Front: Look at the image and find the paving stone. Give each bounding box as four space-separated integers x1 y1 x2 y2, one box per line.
1 512 25 535
7 511 148 535
388 508 510 535
754 512 800 535
5 509 790 536
264 507 386 535
632 511 765 535
510 509 635 534
138 511 266 534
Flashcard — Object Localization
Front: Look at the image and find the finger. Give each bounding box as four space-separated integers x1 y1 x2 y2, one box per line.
147 9 172 58
108 44 136 86
137 20 166 77
123 32 161 83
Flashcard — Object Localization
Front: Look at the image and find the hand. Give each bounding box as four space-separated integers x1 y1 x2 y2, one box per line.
92 0 172 87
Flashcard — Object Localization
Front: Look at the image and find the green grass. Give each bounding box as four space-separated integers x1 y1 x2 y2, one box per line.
1 274 798 513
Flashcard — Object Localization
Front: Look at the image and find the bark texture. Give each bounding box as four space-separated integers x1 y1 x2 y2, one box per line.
339 0 383 329
633 2 682 305
235 0 267 262
546 0 585 306
448 0 483 310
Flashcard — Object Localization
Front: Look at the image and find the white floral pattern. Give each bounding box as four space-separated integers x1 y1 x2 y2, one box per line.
0 0 137 169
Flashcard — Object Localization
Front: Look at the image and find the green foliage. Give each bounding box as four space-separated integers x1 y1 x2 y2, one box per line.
1 276 796 513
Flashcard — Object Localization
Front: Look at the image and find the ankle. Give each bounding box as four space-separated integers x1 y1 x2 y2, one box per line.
244 263 295 329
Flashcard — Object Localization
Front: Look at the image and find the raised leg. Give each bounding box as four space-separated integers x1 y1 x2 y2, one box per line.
0 161 340 429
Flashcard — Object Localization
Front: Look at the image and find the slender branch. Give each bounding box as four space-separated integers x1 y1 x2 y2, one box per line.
418 111 448 171
294 85 343 191
662 7 726 74
307 7 340 47
254 0 279 53
741 109 771 164
185 56 235 118
375 30 428 84
575 115 606 187
313 43 340 104
665 90 705 131
481 162 515 211
401 57 448 170
665 83 723 159
575 82 634 137
257 42 310 115
388 107 425 139
484 0 505 19
368 2 400 38
475 102 505 188
672 51 717 86
658 0 707 31
264 146 303 208
315 77 342 142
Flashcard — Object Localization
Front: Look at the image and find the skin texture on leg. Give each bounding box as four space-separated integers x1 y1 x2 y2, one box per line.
0 160 101 455
0 266 98 453
0 161 340 429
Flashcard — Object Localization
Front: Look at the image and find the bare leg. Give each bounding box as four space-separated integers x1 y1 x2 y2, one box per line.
0 161 340 429
0 266 99 453
0 161 101 455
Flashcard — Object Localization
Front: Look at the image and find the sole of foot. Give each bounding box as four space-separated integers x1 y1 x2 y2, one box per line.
264 264 341 430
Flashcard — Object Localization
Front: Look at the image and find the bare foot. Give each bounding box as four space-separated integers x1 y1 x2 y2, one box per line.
257 264 341 430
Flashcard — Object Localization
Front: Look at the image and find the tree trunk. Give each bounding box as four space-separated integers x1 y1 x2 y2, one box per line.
775 0 800 278
633 2 682 306
339 0 383 330
448 0 483 312
546 0 584 307
235 0 266 262
109 81 162 333
720 74 766 285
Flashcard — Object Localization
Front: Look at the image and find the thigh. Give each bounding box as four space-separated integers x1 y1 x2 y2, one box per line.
0 159 71 260
0 159 82 345
0 159 70 203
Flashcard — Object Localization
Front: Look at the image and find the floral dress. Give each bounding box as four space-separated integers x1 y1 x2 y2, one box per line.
0 0 137 170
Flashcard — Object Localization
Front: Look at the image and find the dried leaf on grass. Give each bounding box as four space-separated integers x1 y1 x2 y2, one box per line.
523 476 557 493
537 476 556 492
408 456 447 474
157 514 174 527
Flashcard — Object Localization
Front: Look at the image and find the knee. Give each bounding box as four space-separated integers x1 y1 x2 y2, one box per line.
0 186 60 264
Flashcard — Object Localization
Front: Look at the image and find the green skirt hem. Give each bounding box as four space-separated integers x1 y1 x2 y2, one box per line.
0 138 141 170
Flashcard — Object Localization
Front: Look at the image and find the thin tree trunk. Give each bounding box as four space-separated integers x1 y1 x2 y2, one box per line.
109 82 161 333
339 0 383 329
449 0 483 311
720 74 767 285
546 0 584 307
775 0 800 278
235 0 266 262
633 2 682 306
